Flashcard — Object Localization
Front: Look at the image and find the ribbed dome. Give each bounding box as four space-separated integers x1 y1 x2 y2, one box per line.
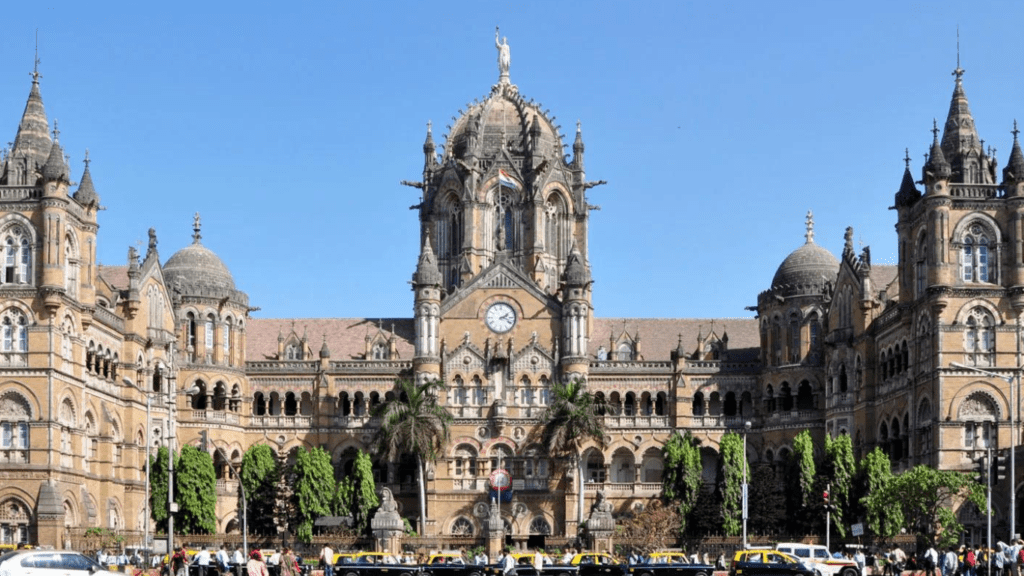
771 242 838 292
443 83 564 164
163 242 236 291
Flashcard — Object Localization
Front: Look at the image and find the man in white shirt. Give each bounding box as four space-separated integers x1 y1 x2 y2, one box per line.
501 552 516 576
196 546 212 576
233 547 245 576
854 550 866 576
216 545 231 575
321 546 335 576
562 550 574 565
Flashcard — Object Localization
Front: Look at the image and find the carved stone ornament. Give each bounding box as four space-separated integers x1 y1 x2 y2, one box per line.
959 392 997 419
371 487 403 532
473 501 489 518
586 489 615 532
0 392 30 420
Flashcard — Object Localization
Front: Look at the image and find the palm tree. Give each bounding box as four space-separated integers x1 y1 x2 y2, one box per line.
373 378 453 535
539 377 605 534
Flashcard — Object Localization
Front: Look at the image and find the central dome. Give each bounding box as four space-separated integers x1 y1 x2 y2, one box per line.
443 83 565 164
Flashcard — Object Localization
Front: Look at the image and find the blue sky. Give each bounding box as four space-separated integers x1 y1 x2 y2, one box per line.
2 1 1023 321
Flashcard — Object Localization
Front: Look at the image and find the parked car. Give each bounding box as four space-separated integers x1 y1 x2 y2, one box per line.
773 544 858 576
334 552 414 576
497 552 577 576
628 552 714 576
0 550 120 576
729 550 815 576
422 552 485 576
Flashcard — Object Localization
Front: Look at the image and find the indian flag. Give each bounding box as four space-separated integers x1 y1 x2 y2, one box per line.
498 169 520 190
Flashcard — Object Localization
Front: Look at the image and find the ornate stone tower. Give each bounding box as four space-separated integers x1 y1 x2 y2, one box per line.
406 31 603 388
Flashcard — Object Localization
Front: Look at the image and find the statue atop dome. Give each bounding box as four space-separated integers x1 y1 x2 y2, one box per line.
495 27 510 84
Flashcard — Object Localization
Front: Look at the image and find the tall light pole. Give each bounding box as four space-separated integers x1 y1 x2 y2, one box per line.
742 420 751 550
951 361 1018 541
167 380 200 557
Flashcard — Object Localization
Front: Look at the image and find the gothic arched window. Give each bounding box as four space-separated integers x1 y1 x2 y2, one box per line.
916 234 927 297
960 223 992 283
964 307 995 367
64 235 79 298
1 309 28 365
2 226 32 285
788 314 800 363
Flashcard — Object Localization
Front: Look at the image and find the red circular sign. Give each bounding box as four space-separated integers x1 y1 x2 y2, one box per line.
489 468 511 490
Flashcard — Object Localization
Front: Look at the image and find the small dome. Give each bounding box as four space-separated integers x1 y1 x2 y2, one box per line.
163 242 235 292
771 243 838 293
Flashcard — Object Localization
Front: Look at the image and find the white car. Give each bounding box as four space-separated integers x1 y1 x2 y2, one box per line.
774 544 858 576
0 550 120 576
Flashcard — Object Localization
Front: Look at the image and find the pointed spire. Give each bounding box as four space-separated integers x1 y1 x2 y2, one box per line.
413 235 442 286
9 55 51 181
940 55 982 180
192 212 202 245
804 210 815 244
423 120 435 162
319 334 331 359
1004 120 1024 185
74 149 99 205
924 119 952 181
895 148 921 207
42 121 68 183
563 241 590 286
570 120 586 172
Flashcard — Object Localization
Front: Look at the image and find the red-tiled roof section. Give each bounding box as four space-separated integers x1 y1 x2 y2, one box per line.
870 265 898 297
591 318 759 360
592 318 759 360
246 318 415 361
98 265 129 290
246 316 761 363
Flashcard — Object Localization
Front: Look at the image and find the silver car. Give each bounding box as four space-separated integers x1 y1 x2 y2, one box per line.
0 550 119 576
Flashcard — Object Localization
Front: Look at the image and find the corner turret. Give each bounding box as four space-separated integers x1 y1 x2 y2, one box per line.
74 150 99 207
1003 121 1024 196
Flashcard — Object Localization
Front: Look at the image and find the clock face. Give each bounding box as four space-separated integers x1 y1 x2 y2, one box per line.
485 303 516 333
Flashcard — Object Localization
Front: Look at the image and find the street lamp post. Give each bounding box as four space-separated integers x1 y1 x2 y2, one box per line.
950 361 1019 541
742 420 751 550
166 381 200 557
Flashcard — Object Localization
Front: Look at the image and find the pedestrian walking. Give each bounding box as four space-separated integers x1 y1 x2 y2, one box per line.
280 547 297 576
320 546 334 576
197 547 212 576
247 550 269 576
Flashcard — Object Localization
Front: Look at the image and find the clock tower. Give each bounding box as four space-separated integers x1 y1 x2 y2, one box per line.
407 34 601 404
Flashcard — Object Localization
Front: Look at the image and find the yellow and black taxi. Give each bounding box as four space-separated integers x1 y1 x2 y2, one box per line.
421 552 484 576
571 553 622 576
628 552 713 576
490 552 577 576
335 552 413 576
729 550 814 576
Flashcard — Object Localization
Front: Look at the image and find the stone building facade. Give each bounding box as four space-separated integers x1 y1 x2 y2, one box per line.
0 48 1019 549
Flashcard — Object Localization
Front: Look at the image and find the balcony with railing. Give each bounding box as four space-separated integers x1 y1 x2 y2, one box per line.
190 410 241 425
251 415 312 427
827 392 854 410
601 415 670 428
584 482 661 495
333 415 381 428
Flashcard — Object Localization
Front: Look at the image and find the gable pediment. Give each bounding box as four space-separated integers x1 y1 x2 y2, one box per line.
440 257 560 316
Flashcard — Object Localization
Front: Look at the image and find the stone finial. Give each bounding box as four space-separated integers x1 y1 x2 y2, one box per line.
192 212 202 244
805 211 814 244
147 228 158 258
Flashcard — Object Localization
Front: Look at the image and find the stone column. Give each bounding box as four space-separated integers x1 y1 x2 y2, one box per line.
486 498 504 559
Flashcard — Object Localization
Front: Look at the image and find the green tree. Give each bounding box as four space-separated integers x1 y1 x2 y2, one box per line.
793 430 816 509
374 379 453 536
661 432 702 534
149 446 171 533
346 450 380 534
175 445 217 534
823 433 855 537
858 446 898 539
241 443 280 536
292 446 336 543
747 464 785 535
539 378 605 532
687 484 721 536
716 432 746 536
864 465 984 548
